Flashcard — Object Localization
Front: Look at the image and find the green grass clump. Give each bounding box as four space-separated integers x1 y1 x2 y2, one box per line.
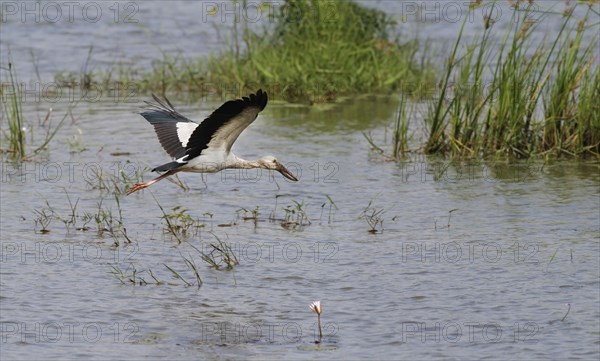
123 0 434 102
1 61 70 161
199 233 239 270
209 0 433 101
542 15 599 155
424 2 599 158
1 63 26 158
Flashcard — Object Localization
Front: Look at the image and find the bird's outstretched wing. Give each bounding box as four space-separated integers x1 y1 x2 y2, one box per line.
140 90 268 172
184 89 268 160
140 94 198 159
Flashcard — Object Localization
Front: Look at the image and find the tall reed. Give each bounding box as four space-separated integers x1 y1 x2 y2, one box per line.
2 60 69 160
425 2 599 158
542 16 598 155
392 94 410 158
1 62 26 158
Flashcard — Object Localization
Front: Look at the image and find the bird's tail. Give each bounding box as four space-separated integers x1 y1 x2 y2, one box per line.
153 160 185 172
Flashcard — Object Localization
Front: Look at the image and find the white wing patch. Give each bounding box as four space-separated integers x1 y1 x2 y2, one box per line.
176 122 198 147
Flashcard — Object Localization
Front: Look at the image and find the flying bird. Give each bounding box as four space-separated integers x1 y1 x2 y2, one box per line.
127 89 298 195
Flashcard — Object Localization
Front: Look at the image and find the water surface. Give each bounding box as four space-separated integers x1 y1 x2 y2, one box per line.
1 1 599 360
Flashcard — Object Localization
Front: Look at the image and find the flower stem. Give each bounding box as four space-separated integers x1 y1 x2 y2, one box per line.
317 314 323 342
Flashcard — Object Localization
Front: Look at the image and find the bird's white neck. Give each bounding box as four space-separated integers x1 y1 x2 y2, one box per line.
226 154 264 170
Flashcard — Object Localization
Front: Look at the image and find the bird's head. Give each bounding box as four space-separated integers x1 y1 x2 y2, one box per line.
257 156 299 181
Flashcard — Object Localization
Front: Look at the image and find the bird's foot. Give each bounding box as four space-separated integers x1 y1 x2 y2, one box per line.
127 182 148 195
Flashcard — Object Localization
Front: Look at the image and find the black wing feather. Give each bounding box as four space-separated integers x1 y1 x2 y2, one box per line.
152 160 185 172
139 90 268 173
139 95 196 159
185 89 268 160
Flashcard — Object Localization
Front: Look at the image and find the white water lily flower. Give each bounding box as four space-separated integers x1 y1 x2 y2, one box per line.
309 300 321 315
310 301 323 343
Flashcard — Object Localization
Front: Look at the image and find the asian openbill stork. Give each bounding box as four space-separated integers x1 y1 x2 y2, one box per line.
127 89 298 195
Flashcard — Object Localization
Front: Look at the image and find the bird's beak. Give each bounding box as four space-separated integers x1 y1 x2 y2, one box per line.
277 164 299 181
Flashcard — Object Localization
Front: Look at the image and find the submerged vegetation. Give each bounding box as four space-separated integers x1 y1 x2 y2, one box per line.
31 191 131 243
199 233 240 270
359 199 385 234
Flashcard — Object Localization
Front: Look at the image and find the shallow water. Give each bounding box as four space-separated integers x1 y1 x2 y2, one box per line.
2 1 600 360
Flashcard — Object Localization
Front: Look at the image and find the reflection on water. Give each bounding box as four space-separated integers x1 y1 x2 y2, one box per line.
267 94 400 133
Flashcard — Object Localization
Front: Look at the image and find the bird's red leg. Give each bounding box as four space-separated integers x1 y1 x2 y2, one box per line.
127 169 181 195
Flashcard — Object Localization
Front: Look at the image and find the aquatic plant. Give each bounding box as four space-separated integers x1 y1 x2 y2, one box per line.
33 208 53 234
112 255 200 287
165 253 204 288
561 303 571 322
164 263 194 287
447 208 458 228
363 95 414 160
236 205 260 228
424 2 599 158
81 196 125 236
1 60 70 160
309 300 323 344
1 62 25 158
198 233 240 270
319 195 338 224
181 253 203 288
111 265 164 286
359 200 384 234
392 94 411 158
205 0 434 101
153 198 204 243
281 200 311 229
31 192 127 237
84 161 149 196
80 0 434 102
64 129 88 154
237 205 260 221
